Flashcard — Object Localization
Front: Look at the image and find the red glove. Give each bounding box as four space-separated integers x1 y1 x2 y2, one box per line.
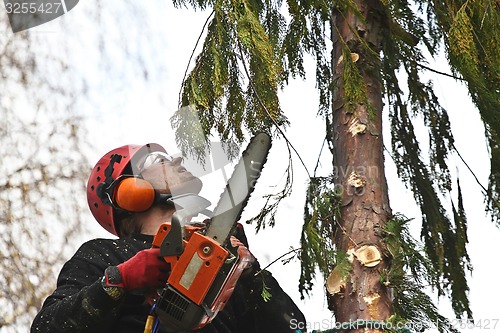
113 248 170 292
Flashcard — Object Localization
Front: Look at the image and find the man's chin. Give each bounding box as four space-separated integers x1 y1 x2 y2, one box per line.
171 178 203 196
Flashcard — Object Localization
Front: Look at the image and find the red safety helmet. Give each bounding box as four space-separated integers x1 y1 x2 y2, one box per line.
87 143 167 236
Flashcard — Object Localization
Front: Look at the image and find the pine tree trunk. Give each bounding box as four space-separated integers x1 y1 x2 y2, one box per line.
327 0 393 328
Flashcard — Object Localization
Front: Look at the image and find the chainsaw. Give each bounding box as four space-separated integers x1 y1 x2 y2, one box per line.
150 132 272 332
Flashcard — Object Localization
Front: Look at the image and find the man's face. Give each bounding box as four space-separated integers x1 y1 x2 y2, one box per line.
140 155 203 196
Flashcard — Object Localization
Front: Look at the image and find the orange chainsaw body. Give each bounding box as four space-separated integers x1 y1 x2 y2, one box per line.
152 222 251 331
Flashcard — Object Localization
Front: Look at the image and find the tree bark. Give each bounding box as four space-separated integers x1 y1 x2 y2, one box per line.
327 0 393 329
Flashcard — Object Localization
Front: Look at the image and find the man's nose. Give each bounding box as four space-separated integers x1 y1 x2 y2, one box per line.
171 156 183 165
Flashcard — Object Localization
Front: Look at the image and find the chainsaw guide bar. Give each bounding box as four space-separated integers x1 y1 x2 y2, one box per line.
206 132 272 246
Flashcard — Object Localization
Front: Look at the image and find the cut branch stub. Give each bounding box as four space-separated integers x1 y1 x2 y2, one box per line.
326 266 347 295
348 118 367 136
354 245 381 267
347 171 367 189
337 52 360 65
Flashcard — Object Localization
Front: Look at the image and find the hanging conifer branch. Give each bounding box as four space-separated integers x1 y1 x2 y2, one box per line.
178 11 215 108
236 40 311 179
172 0 287 160
300 177 341 297
382 215 461 333
416 63 466 81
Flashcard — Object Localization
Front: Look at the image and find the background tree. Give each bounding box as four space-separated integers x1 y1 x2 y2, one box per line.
0 3 161 330
0 11 90 331
170 0 499 331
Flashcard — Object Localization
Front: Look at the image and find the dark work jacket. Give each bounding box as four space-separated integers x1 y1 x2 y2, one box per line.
31 234 306 333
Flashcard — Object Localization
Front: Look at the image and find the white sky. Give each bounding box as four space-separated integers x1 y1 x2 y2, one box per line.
14 0 500 332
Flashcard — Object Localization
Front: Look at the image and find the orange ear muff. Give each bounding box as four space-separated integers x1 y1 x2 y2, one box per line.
115 177 156 212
